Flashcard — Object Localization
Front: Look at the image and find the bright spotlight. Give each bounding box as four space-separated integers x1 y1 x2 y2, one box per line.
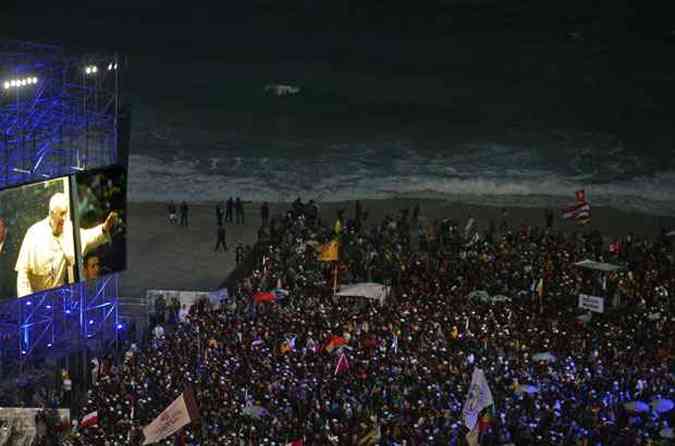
3 75 39 91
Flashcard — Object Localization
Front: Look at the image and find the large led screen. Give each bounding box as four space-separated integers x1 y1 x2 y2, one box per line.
0 165 127 300
0 176 76 298
73 165 127 284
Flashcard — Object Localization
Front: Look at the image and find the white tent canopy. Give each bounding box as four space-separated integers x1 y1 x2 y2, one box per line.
336 282 390 305
468 290 511 304
573 259 623 272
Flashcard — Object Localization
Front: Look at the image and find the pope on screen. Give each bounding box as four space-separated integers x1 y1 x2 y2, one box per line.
14 192 119 297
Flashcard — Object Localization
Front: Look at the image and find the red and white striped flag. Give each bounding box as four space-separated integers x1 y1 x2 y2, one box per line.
80 411 98 429
335 352 350 375
562 202 591 223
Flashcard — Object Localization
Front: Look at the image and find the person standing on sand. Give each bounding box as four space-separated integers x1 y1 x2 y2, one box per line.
500 207 509 233
235 243 245 264
215 223 227 252
545 208 554 229
235 197 244 224
179 201 189 227
261 202 269 227
226 197 234 223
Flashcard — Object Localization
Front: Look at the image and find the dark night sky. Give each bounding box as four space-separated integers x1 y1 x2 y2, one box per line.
2 1 674 58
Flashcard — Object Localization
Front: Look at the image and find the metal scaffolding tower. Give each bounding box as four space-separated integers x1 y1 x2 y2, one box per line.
0 40 121 366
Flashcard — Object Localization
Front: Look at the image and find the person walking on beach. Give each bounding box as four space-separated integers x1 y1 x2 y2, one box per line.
225 197 234 223
214 223 227 252
235 197 244 224
179 201 189 227
261 202 269 227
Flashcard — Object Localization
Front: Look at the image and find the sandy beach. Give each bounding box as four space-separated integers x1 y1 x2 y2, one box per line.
119 199 675 299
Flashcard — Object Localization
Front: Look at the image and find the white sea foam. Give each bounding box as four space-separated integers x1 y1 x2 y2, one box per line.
128 149 675 216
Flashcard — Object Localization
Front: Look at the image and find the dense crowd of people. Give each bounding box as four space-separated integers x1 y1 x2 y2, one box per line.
28 200 675 445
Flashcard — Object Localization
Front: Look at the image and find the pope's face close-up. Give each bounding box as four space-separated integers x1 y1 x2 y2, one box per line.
50 207 68 236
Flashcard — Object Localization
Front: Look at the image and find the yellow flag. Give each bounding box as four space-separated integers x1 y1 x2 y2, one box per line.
318 240 339 262
334 219 342 234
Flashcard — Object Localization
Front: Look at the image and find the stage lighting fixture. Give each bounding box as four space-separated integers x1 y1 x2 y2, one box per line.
26 301 32 306
85 65 98 75
47 343 53 348
89 319 94 325
117 323 124 330
3 76 38 90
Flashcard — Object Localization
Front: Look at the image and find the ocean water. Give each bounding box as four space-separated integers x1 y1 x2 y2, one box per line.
128 128 675 216
125 43 675 216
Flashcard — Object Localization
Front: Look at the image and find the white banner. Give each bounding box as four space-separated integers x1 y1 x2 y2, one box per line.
462 368 494 430
142 390 197 445
578 293 604 313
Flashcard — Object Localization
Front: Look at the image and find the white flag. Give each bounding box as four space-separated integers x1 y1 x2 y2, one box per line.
462 368 494 430
143 388 199 445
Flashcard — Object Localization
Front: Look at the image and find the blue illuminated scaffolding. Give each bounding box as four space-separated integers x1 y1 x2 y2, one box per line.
0 40 121 364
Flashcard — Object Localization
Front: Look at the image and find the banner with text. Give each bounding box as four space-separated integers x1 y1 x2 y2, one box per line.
142 387 199 445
